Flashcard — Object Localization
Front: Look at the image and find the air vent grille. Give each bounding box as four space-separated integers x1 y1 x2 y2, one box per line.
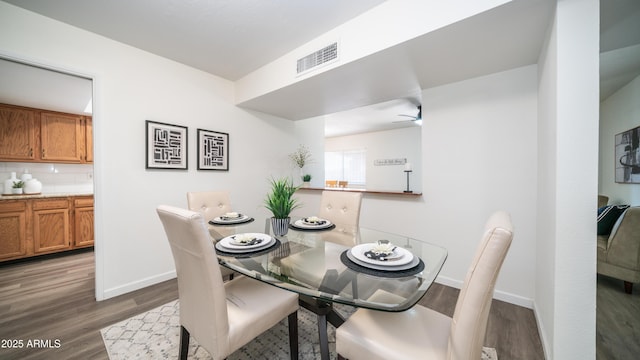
296 42 338 74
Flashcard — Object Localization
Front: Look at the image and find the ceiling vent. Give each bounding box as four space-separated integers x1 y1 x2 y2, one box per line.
296 42 338 75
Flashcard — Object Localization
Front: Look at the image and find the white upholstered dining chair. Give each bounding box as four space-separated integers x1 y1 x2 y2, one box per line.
186 190 232 220
336 211 514 360
156 205 300 360
318 190 362 243
187 191 236 278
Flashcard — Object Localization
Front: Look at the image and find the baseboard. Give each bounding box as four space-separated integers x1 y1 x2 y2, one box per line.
532 302 551 360
435 275 534 309
101 270 177 300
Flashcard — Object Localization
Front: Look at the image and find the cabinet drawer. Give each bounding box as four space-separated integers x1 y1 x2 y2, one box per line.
74 197 94 207
0 200 27 213
33 198 69 210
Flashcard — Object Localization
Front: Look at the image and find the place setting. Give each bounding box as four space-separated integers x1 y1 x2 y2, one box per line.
289 216 335 231
341 239 424 277
208 211 254 225
214 232 280 257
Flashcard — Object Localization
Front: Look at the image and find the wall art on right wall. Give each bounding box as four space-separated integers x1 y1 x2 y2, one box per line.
615 125 640 184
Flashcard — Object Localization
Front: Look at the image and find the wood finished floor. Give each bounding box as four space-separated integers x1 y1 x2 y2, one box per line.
11 250 639 359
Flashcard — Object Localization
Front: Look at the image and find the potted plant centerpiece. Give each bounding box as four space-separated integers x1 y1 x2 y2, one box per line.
12 180 24 194
264 177 300 236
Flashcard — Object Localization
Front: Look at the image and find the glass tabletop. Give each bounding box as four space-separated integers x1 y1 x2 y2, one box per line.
209 217 448 312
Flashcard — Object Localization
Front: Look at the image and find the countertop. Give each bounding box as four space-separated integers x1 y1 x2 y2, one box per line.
0 192 93 201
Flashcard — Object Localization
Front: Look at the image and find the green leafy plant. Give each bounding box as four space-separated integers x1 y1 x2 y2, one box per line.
12 180 24 189
302 174 312 182
289 144 313 168
264 177 301 219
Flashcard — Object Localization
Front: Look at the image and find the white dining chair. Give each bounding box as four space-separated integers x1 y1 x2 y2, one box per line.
318 190 362 242
186 190 232 220
336 211 514 360
187 191 237 278
156 205 299 360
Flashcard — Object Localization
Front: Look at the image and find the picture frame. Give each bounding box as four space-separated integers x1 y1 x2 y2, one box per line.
615 125 640 184
197 129 229 171
145 120 188 170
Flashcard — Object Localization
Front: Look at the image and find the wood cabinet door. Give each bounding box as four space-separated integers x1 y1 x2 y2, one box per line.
41 112 84 163
85 116 93 163
74 206 94 247
33 208 70 254
0 105 37 161
0 202 27 260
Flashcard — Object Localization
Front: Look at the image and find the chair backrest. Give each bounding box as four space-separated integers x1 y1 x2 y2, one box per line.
318 190 362 231
448 211 514 360
156 205 230 358
186 191 232 221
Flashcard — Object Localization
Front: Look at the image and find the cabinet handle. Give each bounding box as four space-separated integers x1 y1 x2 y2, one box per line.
42 149 45 158
29 148 33 157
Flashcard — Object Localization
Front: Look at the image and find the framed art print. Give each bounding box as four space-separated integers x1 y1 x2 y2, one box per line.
615 125 640 183
145 120 188 170
197 129 229 171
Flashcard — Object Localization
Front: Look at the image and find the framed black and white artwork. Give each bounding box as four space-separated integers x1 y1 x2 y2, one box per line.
145 120 188 170
615 125 640 183
197 129 229 171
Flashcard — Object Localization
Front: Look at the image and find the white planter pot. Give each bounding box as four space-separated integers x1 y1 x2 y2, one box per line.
271 217 290 236
11 188 23 194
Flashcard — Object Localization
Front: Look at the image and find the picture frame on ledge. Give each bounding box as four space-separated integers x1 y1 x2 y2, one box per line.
145 120 188 170
197 129 229 171
615 125 640 184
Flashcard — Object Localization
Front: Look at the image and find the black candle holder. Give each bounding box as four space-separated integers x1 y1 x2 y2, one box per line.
403 170 413 193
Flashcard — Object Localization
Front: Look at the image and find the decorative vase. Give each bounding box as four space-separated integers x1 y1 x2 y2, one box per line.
24 178 43 194
302 181 310 188
4 172 18 195
271 217 290 236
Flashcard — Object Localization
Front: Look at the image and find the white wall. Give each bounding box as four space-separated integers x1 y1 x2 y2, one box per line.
325 127 422 192
599 75 640 205
0 2 296 300
536 1 599 359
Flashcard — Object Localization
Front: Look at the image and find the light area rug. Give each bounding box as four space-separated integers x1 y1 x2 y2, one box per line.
101 300 497 360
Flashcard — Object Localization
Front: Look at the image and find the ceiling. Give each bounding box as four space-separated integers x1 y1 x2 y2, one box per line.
3 0 640 137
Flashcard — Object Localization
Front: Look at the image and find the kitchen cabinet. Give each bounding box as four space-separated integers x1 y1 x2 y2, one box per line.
0 104 37 161
40 111 84 163
0 195 93 262
0 103 92 164
0 200 28 260
74 197 94 247
32 198 71 254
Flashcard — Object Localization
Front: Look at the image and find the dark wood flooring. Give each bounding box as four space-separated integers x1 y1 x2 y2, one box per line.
0 250 556 360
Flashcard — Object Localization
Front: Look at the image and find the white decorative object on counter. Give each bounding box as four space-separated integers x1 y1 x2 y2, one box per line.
4 172 18 194
21 169 32 182
24 179 43 194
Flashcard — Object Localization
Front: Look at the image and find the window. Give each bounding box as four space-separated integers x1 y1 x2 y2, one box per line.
325 149 366 186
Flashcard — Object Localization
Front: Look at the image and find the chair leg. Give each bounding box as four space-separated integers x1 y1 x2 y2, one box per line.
179 325 190 360
624 281 633 294
288 311 299 360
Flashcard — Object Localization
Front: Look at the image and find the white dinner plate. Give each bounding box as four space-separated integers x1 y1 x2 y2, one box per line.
211 214 252 224
293 218 333 229
346 249 420 271
218 233 273 250
350 243 414 266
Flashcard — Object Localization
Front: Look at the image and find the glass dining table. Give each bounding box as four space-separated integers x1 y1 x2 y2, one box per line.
209 216 447 360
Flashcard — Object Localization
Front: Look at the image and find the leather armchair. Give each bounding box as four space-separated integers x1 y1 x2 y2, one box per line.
597 207 640 294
